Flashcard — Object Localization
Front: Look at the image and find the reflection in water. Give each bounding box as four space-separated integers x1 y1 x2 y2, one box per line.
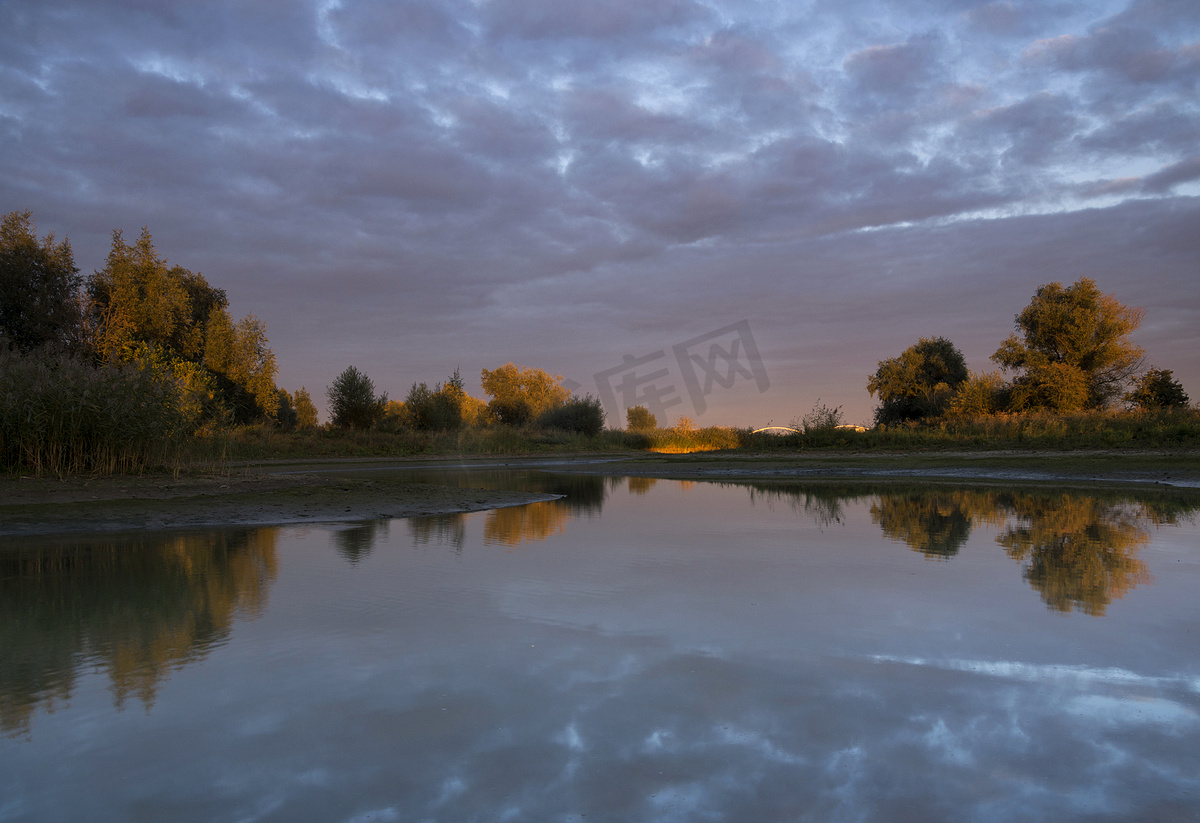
0 529 278 737
871 491 1007 559
484 500 570 546
627 476 657 496
745 481 1196 616
409 513 467 551
999 494 1153 616
332 520 389 564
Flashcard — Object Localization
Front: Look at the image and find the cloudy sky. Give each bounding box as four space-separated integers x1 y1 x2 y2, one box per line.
2 0 1197 425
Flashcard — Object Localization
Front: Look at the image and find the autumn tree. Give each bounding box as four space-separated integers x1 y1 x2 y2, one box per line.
89 226 279 422
328 366 386 429
867 337 968 425
203 311 279 422
1125 367 1190 410
293 387 319 428
992 278 1144 411
480 363 571 426
0 210 83 353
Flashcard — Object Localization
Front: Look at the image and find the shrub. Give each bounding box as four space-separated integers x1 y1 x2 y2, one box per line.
538 395 606 436
793 399 844 433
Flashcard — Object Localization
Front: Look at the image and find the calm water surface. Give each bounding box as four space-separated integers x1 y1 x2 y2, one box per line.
3 472 1199 822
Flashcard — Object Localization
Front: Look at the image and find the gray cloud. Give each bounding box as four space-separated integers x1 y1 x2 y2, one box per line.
1 0 1197 421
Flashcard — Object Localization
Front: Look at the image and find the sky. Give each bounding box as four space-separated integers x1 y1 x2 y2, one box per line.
2 0 1197 426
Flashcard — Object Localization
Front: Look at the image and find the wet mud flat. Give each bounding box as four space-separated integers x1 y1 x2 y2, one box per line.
0 469 558 537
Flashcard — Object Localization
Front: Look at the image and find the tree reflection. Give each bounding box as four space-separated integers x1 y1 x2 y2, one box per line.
409 513 467 551
871 494 973 558
736 480 1196 616
870 491 1007 559
332 520 388 564
997 494 1154 616
627 476 657 496
484 501 570 546
0 529 278 737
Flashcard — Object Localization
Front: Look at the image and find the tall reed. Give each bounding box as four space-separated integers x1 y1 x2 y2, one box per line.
1 347 192 475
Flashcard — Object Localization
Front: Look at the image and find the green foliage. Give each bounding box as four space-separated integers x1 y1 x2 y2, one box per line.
867 336 968 425
626 405 657 431
992 278 1144 409
1125 367 1190 410
404 375 465 431
793 398 844 433
538 395 606 436
947 371 1009 417
0 211 83 353
0 346 195 474
327 366 387 430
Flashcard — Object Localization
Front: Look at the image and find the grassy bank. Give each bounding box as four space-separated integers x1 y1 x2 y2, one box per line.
7 402 1200 477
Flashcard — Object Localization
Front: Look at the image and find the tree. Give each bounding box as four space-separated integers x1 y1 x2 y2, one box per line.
867 337 968 425
0 210 83 353
327 366 386 429
88 227 205 360
1125 367 1190 409
293 387 319 428
481 363 571 425
992 278 1144 410
203 311 279 422
626 405 657 431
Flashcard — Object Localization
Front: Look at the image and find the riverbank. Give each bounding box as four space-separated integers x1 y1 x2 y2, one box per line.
0 468 561 537
4 448 1198 536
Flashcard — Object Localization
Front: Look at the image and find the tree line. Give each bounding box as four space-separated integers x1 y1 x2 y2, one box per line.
0 210 326 471
324 362 607 436
867 277 1190 426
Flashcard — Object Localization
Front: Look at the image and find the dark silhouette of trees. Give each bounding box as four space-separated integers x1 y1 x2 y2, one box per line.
328 366 386 429
0 210 83 353
404 368 468 431
992 278 1143 410
626 405 657 431
538 395 606 435
867 337 968 425
1125 367 1190 409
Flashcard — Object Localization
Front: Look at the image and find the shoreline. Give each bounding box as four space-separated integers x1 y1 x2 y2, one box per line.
4 449 1199 536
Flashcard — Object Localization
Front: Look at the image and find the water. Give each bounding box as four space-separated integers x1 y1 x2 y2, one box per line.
3 473 1199 822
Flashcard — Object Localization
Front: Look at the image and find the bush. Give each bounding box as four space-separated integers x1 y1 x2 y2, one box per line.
488 397 533 427
793 399 844 433
537 395 606 436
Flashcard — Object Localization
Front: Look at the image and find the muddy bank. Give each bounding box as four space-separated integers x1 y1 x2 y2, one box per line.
0 470 559 537
583 449 1200 489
